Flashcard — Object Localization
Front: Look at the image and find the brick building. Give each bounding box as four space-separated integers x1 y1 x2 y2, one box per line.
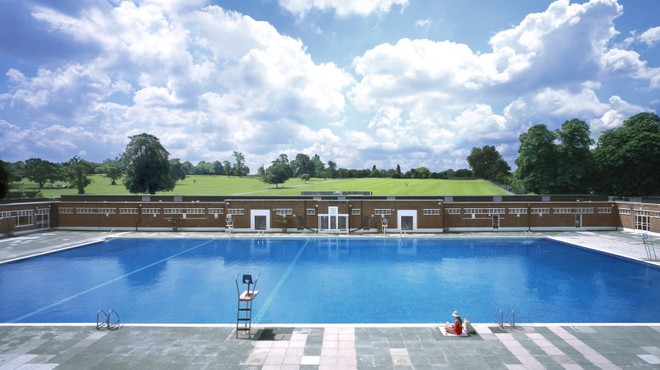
2 194 659 236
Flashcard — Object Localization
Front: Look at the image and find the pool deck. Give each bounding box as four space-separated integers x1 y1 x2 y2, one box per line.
1 230 659 369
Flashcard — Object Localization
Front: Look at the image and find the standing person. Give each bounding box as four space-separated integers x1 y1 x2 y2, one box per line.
445 311 463 335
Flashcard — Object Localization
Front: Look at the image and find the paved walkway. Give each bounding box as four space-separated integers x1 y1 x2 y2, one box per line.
1 230 660 369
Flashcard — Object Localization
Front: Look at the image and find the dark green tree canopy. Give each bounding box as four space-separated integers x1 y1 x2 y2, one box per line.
101 160 123 185
23 158 60 189
65 156 93 194
467 145 511 183
292 153 313 177
0 160 9 199
262 162 292 188
592 112 660 196
232 151 249 177
554 119 594 194
514 124 559 194
121 133 176 194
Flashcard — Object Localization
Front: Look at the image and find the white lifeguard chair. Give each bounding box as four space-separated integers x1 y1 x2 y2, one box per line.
235 273 260 338
642 233 657 260
381 217 389 234
226 215 234 235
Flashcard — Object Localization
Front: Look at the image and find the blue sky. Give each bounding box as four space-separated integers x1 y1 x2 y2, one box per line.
1 0 659 173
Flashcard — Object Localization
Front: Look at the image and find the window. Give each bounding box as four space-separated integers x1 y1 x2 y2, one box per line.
228 209 245 215
306 208 316 216
208 208 224 215
14 210 33 227
576 207 593 214
423 209 440 215
59 207 73 214
351 209 361 216
164 208 184 214
464 208 504 215
76 208 116 215
142 208 160 215
531 208 550 215
508 208 527 215
374 209 392 216
119 208 138 214
597 207 612 214
446 208 460 215
186 208 205 214
276 208 293 216
553 208 574 214
618 208 631 215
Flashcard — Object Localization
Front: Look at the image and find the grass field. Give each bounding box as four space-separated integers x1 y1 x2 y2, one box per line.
12 175 509 198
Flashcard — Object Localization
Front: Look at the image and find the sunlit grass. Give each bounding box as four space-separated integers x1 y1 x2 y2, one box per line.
11 174 507 198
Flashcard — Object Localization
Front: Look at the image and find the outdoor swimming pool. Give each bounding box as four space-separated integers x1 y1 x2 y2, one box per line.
1 237 659 324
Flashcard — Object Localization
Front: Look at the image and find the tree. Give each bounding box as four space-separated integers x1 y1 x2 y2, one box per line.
393 164 402 178
292 153 313 177
299 173 311 183
170 158 187 181
467 145 511 183
311 154 325 178
121 133 176 194
195 161 213 175
0 160 9 198
23 158 60 189
64 156 93 194
555 119 594 193
6 161 24 182
102 160 123 185
262 162 292 188
181 161 195 175
514 124 559 194
223 160 232 176
326 160 337 179
592 112 660 196
213 160 225 175
232 151 249 177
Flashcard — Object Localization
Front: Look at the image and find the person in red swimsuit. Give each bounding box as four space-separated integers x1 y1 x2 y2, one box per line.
445 311 463 335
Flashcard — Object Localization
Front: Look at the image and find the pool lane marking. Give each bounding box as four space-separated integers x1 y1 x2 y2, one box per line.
253 239 310 323
9 239 216 323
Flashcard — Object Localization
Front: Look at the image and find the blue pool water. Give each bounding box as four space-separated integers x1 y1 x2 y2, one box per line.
1 237 659 324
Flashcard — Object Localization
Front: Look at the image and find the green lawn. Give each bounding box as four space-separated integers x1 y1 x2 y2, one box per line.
12 175 508 198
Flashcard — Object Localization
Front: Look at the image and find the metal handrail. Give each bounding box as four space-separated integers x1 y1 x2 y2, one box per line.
96 309 108 330
96 308 121 331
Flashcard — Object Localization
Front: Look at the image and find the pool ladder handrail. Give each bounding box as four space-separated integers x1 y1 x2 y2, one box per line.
96 309 121 331
496 309 516 329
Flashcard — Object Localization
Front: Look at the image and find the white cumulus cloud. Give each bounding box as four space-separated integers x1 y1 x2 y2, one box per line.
278 0 408 17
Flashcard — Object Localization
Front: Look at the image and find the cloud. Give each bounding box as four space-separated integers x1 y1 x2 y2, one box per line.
278 0 408 17
415 18 431 30
348 0 656 168
639 26 660 47
0 0 657 172
1 2 353 168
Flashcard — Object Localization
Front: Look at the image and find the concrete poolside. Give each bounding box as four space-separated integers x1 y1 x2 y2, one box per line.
1 230 659 369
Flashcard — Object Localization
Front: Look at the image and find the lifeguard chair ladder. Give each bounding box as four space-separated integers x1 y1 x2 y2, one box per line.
381 217 389 234
226 215 234 235
642 233 657 260
235 273 260 338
